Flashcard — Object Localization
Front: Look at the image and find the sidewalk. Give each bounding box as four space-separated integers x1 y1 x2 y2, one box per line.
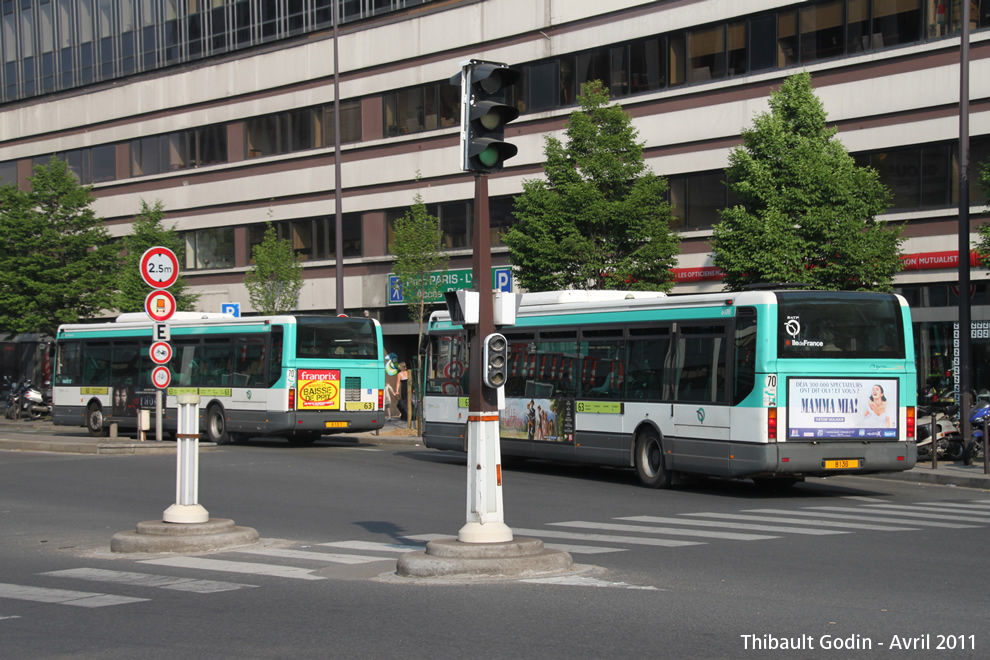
0 416 421 455
1 416 989 489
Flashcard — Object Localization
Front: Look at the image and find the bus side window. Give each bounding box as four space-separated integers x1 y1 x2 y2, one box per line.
56 341 81 385
82 342 111 386
733 308 757 405
626 328 669 400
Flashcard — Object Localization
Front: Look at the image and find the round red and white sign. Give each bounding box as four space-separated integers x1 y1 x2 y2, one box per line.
139 246 179 289
151 365 171 389
150 341 173 365
145 290 177 322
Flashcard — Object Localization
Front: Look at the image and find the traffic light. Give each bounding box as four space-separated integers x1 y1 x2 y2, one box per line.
455 60 520 174
482 333 508 388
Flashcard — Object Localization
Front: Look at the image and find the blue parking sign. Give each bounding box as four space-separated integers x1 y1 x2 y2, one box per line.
221 302 241 317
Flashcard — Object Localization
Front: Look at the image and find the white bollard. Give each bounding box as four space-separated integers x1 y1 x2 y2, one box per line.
162 393 209 523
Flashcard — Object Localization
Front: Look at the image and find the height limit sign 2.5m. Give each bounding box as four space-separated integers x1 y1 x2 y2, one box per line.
140 246 179 289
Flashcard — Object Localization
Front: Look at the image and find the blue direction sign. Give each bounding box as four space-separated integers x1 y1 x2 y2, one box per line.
388 267 512 305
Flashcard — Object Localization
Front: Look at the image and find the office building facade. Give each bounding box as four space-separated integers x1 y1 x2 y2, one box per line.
1 0 989 388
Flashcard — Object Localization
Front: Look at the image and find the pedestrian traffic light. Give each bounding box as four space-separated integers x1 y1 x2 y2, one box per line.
482 333 508 388
454 60 520 174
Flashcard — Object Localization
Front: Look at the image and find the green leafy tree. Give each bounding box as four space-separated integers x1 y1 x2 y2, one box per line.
504 80 680 292
244 222 304 315
973 159 990 267
711 72 901 291
0 157 120 339
389 190 448 344
115 200 199 313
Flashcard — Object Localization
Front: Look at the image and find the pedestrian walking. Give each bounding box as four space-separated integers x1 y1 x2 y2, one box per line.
396 362 409 421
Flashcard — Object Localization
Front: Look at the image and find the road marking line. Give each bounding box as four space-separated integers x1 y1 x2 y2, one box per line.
234 547 392 564
746 508 976 528
808 506 990 524
543 543 626 555
551 520 778 541
669 513 916 531
140 557 325 580
521 576 660 590
41 568 256 593
507 528 704 548
888 503 990 517
917 501 990 510
622 515 844 536
842 496 891 502
319 541 425 553
0 583 148 607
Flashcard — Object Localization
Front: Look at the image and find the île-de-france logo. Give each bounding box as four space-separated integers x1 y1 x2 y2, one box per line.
696 407 706 423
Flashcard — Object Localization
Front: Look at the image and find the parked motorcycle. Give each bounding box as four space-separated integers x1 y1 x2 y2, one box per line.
4 377 23 420
20 379 51 420
962 397 990 465
915 401 965 462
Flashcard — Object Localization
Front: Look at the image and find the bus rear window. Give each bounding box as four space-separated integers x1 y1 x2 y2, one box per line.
776 292 904 360
295 317 379 360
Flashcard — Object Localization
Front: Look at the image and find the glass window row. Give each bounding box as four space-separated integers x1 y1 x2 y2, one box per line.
1 0 432 103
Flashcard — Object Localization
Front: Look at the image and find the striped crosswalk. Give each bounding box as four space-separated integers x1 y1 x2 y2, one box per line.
4 497 990 613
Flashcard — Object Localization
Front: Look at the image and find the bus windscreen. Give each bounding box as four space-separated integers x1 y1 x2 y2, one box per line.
295 317 380 360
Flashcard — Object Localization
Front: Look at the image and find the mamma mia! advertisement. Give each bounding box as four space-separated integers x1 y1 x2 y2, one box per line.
787 377 899 440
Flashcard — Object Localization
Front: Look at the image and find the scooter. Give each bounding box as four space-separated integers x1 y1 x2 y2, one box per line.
962 398 990 465
915 401 965 462
20 379 51 420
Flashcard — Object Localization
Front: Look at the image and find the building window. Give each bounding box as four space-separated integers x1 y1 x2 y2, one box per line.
246 214 362 264
131 125 228 176
28 146 116 185
184 226 234 270
324 99 363 145
0 160 17 186
668 170 730 231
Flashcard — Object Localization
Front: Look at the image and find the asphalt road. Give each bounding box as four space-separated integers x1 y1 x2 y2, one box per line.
2 436 988 659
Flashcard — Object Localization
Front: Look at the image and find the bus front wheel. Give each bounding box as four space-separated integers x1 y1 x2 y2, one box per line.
87 404 108 437
635 430 672 489
206 405 232 445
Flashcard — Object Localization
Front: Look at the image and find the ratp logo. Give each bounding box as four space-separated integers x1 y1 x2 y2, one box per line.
785 319 801 337
696 407 705 423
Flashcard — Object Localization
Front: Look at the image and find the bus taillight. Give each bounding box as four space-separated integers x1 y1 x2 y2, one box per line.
768 407 777 441
379 388 384 410
906 406 915 441
288 387 295 410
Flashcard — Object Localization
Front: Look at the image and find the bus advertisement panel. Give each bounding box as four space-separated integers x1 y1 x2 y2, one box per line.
787 377 899 440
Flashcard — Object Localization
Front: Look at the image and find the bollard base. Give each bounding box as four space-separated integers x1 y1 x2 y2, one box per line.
457 520 513 544
111 518 259 554
396 537 573 579
163 503 210 523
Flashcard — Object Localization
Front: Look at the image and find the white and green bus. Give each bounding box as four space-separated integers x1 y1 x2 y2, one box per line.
422 288 917 488
53 313 386 444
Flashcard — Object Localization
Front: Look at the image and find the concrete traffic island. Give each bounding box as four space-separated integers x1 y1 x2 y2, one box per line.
395 537 573 579
111 518 259 554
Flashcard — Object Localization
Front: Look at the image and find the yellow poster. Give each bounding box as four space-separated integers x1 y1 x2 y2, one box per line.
297 369 341 410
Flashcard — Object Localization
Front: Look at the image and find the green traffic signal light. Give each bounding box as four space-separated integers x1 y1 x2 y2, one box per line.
455 60 520 174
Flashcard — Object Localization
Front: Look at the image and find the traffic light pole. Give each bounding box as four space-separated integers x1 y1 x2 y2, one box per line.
458 172 512 543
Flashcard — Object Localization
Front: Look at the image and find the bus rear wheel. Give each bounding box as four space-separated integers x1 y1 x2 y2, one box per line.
87 404 108 437
206 405 231 445
635 429 671 489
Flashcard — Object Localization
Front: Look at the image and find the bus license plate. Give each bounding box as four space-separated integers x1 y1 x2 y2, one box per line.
825 459 859 469
325 422 348 428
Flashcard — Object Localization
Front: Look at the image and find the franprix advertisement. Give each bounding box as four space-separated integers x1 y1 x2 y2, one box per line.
787 377 899 440
297 369 341 410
